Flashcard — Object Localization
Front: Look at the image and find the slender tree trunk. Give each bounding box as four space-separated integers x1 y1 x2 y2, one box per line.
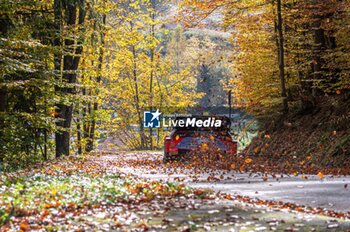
43 129 48 160
53 0 64 157
86 14 106 152
0 88 6 162
149 4 155 150
311 19 324 93
131 44 144 149
276 0 288 113
84 81 92 151
77 115 82 154
82 86 89 146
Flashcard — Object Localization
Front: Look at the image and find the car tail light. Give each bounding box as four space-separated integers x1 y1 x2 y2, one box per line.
164 136 171 153
169 135 183 155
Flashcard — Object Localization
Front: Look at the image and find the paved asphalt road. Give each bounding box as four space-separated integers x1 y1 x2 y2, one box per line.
104 152 350 213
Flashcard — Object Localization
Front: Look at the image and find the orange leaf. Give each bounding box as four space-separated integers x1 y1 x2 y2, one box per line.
40 210 50 219
44 203 52 208
194 189 204 195
245 158 252 164
137 222 149 230
317 171 324 180
239 165 245 172
230 163 236 169
20 222 30 231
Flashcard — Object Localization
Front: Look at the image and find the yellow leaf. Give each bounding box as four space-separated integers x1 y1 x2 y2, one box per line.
201 143 208 149
317 172 324 180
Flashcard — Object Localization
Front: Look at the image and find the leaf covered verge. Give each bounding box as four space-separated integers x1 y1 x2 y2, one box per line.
0 155 213 231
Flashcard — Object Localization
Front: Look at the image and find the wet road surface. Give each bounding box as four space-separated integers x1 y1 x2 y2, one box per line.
100 151 350 231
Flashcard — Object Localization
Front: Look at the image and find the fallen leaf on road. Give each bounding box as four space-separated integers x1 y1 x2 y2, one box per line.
230 163 236 169
20 222 30 231
317 172 324 180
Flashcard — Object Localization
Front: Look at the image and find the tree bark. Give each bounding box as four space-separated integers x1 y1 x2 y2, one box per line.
311 18 325 95
0 88 6 162
149 2 155 150
86 14 106 152
77 114 82 154
310 0 338 93
276 0 289 113
55 0 86 157
132 44 145 149
0 17 11 162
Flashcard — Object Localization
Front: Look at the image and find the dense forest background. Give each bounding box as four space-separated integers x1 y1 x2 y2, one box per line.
1 0 350 170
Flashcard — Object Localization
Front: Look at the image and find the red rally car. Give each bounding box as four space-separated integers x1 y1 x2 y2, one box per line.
163 115 237 162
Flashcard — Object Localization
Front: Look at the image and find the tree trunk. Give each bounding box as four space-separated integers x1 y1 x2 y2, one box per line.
77 114 82 154
276 0 289 113
149 4 155 150
82 86 90 147
131 37 145 149
54 0 86 157
311 18 325 97
0 88 6 162
310 0 338 93
0 16 11 162
86 14 106 152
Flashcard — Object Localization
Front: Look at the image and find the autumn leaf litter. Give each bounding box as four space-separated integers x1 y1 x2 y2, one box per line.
0 154 216 231
1 152 350 231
